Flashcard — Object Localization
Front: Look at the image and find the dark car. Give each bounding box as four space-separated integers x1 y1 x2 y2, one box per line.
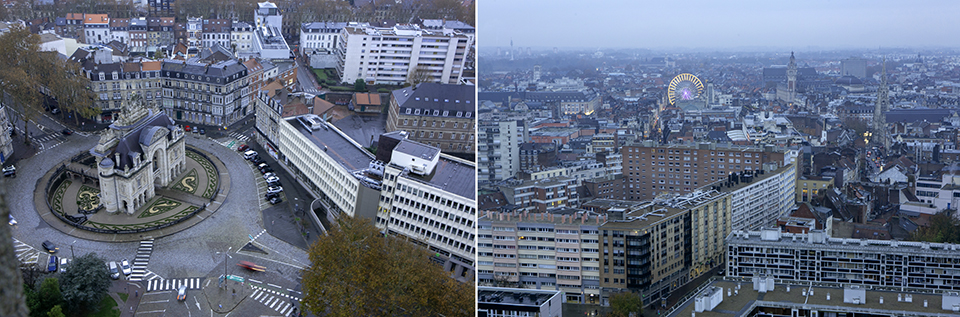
199 128 205 135
259 166 273 174
61 129 72 135
237 144 249 152
269 196 283 205
265 192 279 200
42 240 58 253
2 166 15 178
251 157 264 165
47 255 58 272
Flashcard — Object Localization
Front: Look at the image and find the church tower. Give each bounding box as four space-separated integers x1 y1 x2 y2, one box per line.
786 52 797 101
873 58 890 149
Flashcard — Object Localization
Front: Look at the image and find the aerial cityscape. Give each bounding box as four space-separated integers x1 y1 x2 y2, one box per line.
0 0 475 316
476 1 960 316
5 0 960 317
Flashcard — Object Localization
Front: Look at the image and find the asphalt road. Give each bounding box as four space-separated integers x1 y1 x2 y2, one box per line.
5 124 312 316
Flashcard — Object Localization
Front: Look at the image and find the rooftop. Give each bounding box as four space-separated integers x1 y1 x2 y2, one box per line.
392 83 474 115
402 154 476 200
286 117 373 171
477 287 561 308
672 279 960 317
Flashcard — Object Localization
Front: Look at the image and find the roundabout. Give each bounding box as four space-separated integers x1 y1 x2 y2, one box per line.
33 145 230 242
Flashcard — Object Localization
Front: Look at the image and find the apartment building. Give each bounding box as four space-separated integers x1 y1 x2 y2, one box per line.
128 18 147 54
519 142 558 172
596 189 731 304
477 209 605 303
499 178 579 213
706 162 798 231
231 22 254 52
728 228 960 292
902 163 960 215
83 14 109 44
160 58 251 126
386 83 475 156
252 2 290 60
186 17 202 55
375 138 477 280
109 18 128 44
71 47 162 123
621 141 788 200
299 22 346 55
337 23 471 85
202 19 232 49
479 120 520 184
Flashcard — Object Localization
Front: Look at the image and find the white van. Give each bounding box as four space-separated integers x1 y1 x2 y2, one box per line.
243 150 258 160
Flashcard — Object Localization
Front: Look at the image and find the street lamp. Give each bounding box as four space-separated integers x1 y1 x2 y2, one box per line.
216 247 232 286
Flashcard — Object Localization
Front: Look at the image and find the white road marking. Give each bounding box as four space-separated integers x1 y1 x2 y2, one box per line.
248 279 262 284
267 283 282 289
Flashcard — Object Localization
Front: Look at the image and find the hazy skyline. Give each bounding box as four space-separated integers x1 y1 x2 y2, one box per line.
480 0 960 50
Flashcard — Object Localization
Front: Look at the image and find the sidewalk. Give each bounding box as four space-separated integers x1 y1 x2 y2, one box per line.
108 279 143 317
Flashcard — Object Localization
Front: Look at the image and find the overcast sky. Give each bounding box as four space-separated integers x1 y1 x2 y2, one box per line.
479 0 960 50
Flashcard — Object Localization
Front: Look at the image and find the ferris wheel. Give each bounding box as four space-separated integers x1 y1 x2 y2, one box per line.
667 73 704 105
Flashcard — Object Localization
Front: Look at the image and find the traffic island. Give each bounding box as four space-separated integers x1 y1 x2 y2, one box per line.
204 275 250 314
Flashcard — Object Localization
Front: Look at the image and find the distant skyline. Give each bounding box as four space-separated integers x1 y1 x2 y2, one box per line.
479 0 960 50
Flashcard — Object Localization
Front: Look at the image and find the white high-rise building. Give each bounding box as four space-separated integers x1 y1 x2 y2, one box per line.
337 23 472 85
479 120 520 183
299 22 348 55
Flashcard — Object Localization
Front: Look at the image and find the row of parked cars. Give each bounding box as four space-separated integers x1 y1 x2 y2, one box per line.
41 240 131 278
238 145 284 203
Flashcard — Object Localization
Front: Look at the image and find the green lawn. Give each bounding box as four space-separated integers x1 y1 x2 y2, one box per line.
118 292 128 302
86 295 120 317
313 69 328 81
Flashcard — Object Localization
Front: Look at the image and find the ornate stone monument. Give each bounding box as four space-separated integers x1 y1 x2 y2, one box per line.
91 94 186 214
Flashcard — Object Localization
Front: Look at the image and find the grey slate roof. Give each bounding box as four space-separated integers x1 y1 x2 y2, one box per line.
392 83 474 115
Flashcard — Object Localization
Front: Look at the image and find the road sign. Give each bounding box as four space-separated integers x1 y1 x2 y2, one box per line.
227 275 245 283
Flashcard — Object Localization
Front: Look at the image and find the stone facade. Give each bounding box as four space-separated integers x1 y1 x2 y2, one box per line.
92 95 186 214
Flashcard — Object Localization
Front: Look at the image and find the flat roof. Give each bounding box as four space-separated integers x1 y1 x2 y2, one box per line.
672 279 960 317
402 155 476 200
477 287 560 308
286 117 373 171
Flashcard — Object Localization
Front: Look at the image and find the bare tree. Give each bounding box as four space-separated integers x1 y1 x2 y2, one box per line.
406 65 434 86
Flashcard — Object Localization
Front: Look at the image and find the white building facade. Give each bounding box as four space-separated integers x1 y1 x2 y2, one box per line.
337 23 472 85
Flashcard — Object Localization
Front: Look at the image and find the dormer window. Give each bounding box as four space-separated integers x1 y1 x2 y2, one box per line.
442 110 448 116
405 108 411 114
465 112 472 118
433 110 439 116
414 109 420 115
456 111 462 117
99 72 105 80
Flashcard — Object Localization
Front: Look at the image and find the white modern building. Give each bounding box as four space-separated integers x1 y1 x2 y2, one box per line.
478 120 520 183
83 14 110 44
722 162 797 231
337 23 472 85
299 22 347 55
252 1 290 60
376 137 477 280
902 163 960 215
477 287 563 317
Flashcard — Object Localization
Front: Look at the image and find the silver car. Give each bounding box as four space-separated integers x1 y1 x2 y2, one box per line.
108 261 120 280
120 259 132 276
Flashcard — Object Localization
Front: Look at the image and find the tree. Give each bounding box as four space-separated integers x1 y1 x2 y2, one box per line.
0 25 45 145
406 65 433 87
59 253 110 314
26 278 63 317
45 306 64 317
301 216 473 317
46 56 98 126
912 210 960 243
609 291 643 317
354 79 367 92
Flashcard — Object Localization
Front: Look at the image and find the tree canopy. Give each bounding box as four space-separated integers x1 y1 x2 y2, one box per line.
59 253 110 314
301 216 474 317
912 210 960 243
608 291 643 317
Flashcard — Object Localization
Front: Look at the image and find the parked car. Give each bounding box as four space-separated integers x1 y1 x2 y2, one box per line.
8 215 16 226
3 165 16 178
265 192 279 200
177 285 187 301
260 166 273 174
42 241 58 253
184 125 191 132
47 255 58 272
269 196 283 205
50 108 60 114
199 128 205 135
59 258 69 273
237 144 249 152
120 259 132 276
257 162 269 171
266 185 283 194
61 129 72 135
243 150 258 160
263 172 277 180
250 156 264 165
108 261 120 279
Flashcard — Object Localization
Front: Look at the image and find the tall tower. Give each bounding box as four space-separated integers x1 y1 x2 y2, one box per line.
510 39 514 61
533 65 541 82
873 58 890 149
786 52 797 101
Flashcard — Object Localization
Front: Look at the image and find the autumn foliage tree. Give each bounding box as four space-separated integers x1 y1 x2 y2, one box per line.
301 216 474 317
912 210 960 243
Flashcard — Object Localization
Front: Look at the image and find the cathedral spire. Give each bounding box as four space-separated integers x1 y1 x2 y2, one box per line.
873 57 890 149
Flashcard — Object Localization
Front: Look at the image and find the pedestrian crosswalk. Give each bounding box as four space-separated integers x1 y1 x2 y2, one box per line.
146 277 203 291
228 132 250 142
36 134 61 143
12 238 41 267
128 239 155 281
251 287 299 317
